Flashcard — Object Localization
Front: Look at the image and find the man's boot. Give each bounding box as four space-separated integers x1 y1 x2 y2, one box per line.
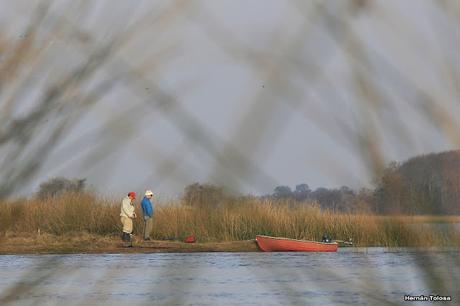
122 232 132 247
127 233 133 247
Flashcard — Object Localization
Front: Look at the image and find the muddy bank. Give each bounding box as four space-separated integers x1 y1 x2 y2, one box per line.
0 234 260 254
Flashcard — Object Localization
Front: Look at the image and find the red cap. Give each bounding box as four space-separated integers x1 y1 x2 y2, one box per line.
128 192 136 199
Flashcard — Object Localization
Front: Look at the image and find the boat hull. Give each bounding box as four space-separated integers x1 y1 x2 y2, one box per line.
256 235 338 252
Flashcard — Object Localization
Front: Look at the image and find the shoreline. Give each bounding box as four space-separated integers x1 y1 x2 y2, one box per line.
0 235 261 254
1 234 458 255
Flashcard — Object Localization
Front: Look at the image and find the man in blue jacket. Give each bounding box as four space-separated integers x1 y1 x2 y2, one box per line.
141 190 154 241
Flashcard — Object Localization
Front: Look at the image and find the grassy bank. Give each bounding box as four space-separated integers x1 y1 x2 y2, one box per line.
0 233 259 254
1 193 459 249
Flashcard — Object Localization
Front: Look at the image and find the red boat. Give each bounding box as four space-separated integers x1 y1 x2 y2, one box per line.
256 235 338 252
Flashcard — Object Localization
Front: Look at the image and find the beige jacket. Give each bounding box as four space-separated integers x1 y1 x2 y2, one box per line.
120 196 135 218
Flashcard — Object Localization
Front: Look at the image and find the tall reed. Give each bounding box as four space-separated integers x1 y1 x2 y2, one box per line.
1 193 458 247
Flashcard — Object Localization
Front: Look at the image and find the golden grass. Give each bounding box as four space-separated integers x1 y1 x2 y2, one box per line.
389 215 460 223
1 193 459 247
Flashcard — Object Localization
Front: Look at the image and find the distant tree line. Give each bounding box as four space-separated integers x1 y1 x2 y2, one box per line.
37 177 86 199
183 183 228 208
181 181 374 212
182 151 460 215
35 151 460 215
373 150 460 214
268 151 460 214
268 184 373 212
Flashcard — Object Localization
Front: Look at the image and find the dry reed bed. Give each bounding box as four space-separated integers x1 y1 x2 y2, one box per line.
1 193 459 247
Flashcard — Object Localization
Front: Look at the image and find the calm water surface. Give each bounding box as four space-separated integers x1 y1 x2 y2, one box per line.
0 248 459 306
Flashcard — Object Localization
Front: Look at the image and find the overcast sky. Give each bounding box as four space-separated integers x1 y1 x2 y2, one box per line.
1 0 460 198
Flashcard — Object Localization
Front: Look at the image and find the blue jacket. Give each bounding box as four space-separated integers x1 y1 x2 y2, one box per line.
141 196 153 217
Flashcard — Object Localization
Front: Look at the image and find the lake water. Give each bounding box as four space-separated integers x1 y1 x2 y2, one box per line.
0 248 459 306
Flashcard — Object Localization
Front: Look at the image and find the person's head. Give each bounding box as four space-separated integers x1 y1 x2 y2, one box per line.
128 191 136 200
145 190 153 199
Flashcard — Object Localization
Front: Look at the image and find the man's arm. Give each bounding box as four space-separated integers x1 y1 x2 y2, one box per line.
141 198 148 216
148 201 153 217
122 199 134 218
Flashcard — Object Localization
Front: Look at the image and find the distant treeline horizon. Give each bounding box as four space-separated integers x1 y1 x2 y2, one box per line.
184 150 460 215
34 150 460 215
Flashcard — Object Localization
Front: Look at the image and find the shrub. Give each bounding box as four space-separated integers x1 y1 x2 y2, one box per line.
37 177 86 199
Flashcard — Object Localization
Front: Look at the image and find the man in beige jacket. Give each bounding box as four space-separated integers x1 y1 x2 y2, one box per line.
120 191 137 247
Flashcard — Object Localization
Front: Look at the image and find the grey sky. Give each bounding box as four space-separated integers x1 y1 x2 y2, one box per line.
1 0 459 198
